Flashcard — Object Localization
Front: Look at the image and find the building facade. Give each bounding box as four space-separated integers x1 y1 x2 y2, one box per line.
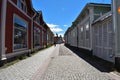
0 0 34 61
65 3 118 63
47 27 54 46
64 3 120 69
8 0 34 57
0 0 54 65
92 11 115 62
65 3 111 51
33 11 43 50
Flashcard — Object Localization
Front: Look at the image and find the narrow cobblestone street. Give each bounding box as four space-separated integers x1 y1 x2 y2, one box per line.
39 44 118 80
0 44 120 80
1 0 120 80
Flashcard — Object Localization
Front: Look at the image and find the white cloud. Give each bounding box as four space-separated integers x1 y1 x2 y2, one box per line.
47 23 63 33
47 23 59 28
51 28 63 32
63 25 68 27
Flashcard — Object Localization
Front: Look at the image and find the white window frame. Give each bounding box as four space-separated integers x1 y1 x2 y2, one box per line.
80 27 84 40
34 27 41 47
13 14 28 51
17 0 27 13
85 22 90 39
35 16 40 24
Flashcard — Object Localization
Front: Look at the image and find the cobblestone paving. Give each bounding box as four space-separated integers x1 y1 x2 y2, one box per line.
0 46 55 80
40 45 115 80
59 45 73 56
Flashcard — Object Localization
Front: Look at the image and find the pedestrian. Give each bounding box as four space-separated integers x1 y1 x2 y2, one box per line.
54 42 56 46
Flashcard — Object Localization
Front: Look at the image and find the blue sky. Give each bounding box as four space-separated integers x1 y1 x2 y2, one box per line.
32 0 111 37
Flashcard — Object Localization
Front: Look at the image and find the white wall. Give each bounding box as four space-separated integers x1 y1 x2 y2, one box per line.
92 17 115 62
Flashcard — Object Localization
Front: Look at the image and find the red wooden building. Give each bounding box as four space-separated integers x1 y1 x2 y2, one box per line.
0 0 54 65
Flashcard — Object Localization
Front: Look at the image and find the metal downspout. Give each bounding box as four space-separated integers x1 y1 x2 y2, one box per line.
0 0 7 61
31 12 37 52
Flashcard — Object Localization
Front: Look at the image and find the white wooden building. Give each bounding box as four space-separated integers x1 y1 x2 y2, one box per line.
92 11 115 62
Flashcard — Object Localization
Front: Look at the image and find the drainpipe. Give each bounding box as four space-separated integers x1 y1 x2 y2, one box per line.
0 0 7 62
31 11 36 52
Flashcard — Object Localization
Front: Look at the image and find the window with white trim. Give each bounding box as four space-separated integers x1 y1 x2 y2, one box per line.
17 0 27 13
80 27 83 40
14 16 27 50
35 16 40 24
34 27 41 47
85 23 90 39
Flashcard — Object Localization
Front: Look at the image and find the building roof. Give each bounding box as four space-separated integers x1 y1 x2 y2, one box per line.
74 3 111 24
64 3 111 36
92 11 112 25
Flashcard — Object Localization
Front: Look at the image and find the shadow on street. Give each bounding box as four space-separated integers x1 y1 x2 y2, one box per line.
65 45 114 73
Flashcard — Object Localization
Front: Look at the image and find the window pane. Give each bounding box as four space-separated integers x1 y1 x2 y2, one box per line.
17 0 21 8
14 16 27 50
17 0 27 13
21 3 24 10
34 27 40 47
86 23 90 39
14 17 27 29
81 27 83 39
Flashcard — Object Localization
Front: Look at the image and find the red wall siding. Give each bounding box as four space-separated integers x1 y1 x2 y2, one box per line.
40 28 42 47
5 1 32 53
41 27 47 47
43 30 47 47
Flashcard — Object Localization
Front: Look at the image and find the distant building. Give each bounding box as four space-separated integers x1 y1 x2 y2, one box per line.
54 35 64 44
